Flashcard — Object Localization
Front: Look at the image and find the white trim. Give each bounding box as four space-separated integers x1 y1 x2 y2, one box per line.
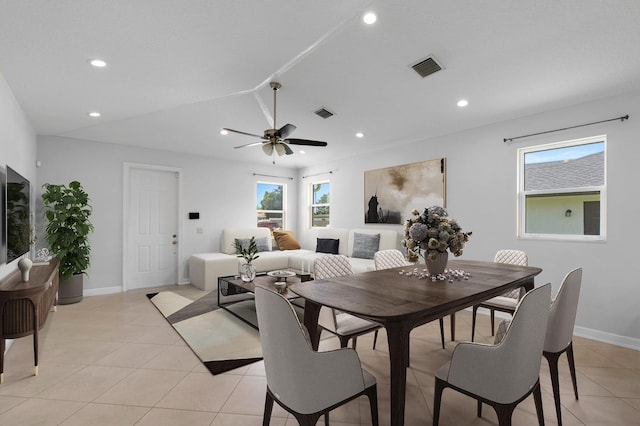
84 286 124 297
473 308 640 351
122 162 183 292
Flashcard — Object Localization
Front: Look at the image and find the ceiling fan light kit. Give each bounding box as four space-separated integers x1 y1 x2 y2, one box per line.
224 82 328 164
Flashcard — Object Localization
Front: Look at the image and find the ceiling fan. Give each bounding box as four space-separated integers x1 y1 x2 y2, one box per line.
223 82 328 163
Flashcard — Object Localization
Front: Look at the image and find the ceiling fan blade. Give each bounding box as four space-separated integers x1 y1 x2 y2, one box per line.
284 138 328 147
281 142 294 155
234 141 264 149
223 128 265 139
276 123 296 139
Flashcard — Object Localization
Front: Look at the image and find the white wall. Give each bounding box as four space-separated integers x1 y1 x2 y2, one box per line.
0 74 37 280
298 90 640 349
36 136 298 292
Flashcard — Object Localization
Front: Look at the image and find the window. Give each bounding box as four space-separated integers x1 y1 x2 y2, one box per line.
310 181 330 227
518 135 606 240
257 182 285 231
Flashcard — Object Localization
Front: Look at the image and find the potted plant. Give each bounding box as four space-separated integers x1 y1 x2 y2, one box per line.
234 236 259 282
42 181 94 304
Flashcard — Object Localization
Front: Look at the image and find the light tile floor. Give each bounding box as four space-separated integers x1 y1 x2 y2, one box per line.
1 284 638 425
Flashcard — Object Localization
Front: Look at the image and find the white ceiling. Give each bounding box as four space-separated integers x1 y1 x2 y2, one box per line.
2 1 640 168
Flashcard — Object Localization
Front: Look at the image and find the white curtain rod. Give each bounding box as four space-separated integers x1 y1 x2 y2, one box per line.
302 170 334 179
252 173 294 180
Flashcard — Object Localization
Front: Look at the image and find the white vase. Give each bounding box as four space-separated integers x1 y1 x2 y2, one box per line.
426 251 448 276
18 257 33 282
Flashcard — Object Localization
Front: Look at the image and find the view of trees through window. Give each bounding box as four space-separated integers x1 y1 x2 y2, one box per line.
311 181 330 227
519 136 605 239
257 182 284 231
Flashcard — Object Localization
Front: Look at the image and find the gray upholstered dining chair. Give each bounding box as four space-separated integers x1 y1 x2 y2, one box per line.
314 255 380 349
543 267 582 426
471 249 528 341
432 283 551 426
255 286 379 426
373 249 447 349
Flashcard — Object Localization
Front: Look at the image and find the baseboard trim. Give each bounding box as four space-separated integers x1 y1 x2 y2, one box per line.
84 286 122 297
473 307 640 351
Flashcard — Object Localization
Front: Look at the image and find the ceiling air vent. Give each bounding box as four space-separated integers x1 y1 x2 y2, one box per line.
314 107 334 119
411 56 442 78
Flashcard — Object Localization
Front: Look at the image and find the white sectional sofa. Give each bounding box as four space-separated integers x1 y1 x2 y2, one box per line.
189 227 399 291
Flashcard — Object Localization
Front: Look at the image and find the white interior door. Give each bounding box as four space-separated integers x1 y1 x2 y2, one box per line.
126 167 179 290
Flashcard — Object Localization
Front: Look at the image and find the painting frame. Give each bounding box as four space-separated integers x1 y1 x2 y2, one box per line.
364 158 446 224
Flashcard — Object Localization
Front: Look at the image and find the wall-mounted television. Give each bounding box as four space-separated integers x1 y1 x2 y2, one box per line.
6 165 31 263
0 166 6 265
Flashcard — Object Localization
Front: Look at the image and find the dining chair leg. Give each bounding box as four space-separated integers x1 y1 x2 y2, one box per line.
372 330 378 350
262 391 274 426
493 402 517 426
543 350 563 425
352 336 358 350
432 377 446 426
439 318 445 349
365 384 379 426
533 381 545 426
566 342 579 400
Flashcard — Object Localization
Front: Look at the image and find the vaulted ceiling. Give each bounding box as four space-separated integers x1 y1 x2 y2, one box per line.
1 1 639 167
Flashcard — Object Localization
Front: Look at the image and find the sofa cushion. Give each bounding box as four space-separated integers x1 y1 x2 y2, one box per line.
249 251 291 272
273 230 301 250
316 238 340 254
351 232 380 259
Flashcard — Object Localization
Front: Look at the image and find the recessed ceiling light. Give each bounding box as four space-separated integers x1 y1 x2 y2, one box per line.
356 132 365 138
89 59 107 68
363 12 377 25
89 112 101 117
299 150 306 155
457 99 469 107
220 129 229 135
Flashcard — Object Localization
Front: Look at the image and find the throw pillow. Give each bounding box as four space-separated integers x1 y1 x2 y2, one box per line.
273 230 301 250
234 237 270 253
316 238 340 254
254 237 270 252
234 238 251 254
351 232 380 259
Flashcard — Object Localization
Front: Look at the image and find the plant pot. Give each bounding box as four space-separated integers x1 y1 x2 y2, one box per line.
426 251 448 276
58 274 83 305
239 263 256 282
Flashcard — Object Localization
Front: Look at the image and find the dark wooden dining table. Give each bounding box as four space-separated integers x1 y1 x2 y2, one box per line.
288 258 542 426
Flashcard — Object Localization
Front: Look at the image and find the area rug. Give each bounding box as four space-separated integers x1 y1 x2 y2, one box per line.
147 290 262 375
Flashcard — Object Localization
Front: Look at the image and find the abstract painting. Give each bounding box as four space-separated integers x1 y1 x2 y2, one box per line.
364 158 446 224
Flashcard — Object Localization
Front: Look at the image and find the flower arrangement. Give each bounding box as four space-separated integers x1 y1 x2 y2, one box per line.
401 206 471 262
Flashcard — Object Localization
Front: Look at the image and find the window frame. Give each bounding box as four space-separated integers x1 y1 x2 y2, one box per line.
310 180 330 228
517 135 607 242
256 181 286 232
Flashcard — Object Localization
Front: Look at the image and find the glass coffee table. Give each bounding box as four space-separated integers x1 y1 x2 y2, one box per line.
217 274 303 329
